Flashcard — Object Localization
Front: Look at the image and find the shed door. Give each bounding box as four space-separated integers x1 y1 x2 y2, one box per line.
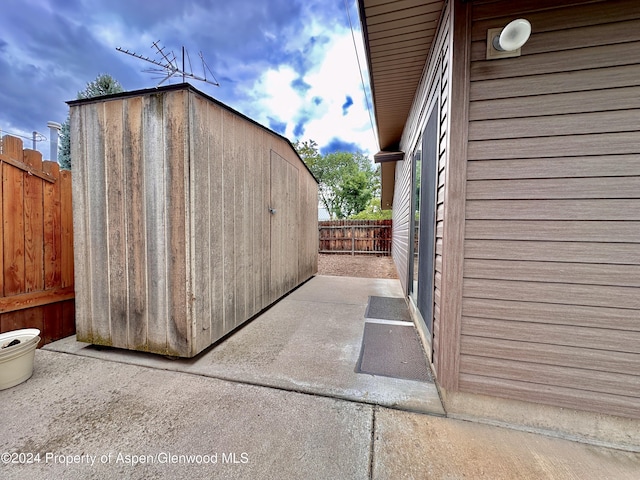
270 151 299 301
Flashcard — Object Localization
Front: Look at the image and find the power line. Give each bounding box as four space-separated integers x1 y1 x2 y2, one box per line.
0 129 47 142
344 0 378 150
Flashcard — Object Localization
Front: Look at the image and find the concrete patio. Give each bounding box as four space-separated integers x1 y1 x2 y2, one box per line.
1 275 638 479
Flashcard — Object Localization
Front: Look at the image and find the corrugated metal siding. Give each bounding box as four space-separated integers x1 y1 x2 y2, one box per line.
460 0 640 419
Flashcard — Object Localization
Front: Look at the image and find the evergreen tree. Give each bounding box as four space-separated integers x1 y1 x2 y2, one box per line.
58 74 124 169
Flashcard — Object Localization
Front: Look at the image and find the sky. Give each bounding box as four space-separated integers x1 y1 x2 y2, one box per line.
0 0 378 161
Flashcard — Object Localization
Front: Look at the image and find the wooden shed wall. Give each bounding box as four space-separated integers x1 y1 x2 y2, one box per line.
188 91 317 353
71 87 317 357
460 0 640 418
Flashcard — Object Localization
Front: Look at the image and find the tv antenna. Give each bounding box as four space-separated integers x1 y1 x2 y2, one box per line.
116 41 220 87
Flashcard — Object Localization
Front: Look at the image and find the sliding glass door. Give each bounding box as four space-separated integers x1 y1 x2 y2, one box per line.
409 102 439 335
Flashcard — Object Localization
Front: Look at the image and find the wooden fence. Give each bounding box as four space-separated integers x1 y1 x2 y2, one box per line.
0 135 74 346
319 220 392 255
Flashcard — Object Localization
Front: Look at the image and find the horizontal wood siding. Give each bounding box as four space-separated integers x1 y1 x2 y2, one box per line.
71 85 317 357
461 0 640 418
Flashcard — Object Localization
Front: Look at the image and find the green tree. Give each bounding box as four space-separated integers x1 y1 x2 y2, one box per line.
294 139 322 172
58 74 124 169
294 140 379 219
349 197 392 220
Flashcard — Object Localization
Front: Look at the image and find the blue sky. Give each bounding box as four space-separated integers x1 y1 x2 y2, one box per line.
0 0 378 160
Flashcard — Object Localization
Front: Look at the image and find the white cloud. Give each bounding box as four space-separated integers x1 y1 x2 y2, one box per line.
241 23 378 157
252 66 303 121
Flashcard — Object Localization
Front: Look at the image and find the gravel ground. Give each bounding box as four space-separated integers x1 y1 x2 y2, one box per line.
317 254 398 279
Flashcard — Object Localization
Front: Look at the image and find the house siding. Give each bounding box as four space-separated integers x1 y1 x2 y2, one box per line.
460 0 640 418
391 157 411 295
391 0 453 373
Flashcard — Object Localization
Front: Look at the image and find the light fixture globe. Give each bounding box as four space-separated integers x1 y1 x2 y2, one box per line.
494 19 532 52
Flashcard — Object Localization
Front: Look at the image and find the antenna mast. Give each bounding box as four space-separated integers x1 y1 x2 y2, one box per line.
116 41 220 87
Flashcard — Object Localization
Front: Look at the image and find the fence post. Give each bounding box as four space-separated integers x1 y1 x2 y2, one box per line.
351 226 355 256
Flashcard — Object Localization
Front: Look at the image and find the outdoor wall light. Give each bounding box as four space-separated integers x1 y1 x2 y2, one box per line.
486 19 532 60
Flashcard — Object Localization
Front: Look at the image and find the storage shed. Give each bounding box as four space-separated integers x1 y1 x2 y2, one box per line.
69 83 318 358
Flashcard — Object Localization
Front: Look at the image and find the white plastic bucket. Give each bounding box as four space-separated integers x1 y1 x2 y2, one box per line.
0 329 40 390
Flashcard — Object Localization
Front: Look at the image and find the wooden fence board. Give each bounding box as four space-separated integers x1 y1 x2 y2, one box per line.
43 161 61 289
23 150 44 292
1 311 27 336
0 287 74 313
42 303 62 345
60 171 73 288
3 144 25 296
318 220 392 255
0 135 74 347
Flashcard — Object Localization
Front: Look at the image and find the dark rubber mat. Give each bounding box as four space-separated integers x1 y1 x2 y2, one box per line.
355 322 432 382
364 296 411 322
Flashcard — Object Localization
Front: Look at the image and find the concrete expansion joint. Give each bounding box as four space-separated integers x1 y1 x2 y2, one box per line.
368 405 377 480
